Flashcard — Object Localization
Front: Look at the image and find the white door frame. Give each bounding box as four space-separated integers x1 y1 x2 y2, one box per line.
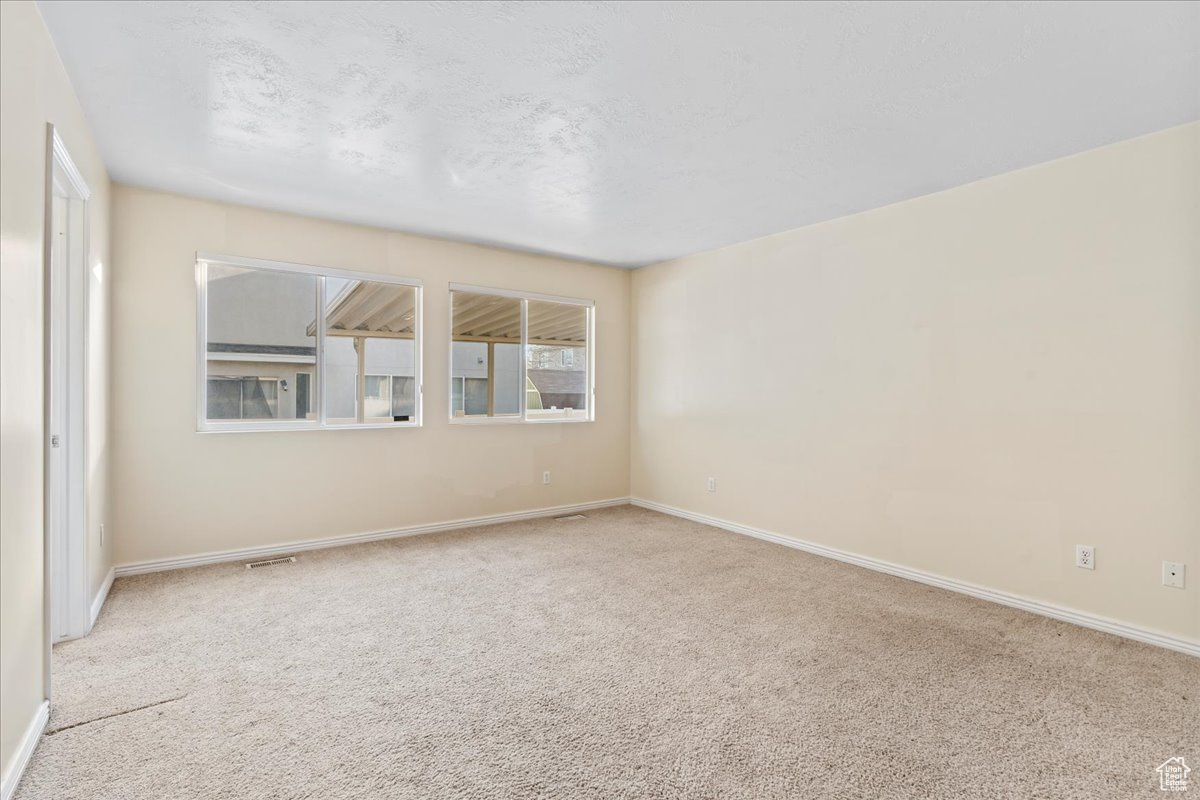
43 124 91 664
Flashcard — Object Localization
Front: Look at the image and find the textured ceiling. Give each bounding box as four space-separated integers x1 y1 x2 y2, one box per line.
38 1 1200 267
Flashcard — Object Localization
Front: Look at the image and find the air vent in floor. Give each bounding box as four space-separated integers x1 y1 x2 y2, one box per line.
246 556 296 569
554 514 588 521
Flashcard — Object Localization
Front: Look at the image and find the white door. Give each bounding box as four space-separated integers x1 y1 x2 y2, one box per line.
47 129 90 644
48 190 69 640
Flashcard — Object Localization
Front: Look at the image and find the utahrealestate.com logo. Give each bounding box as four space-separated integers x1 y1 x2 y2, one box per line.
1158 758 1191 792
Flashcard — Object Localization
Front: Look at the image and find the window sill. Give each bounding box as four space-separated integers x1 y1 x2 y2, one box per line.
198 421 421 433
447 415 594 426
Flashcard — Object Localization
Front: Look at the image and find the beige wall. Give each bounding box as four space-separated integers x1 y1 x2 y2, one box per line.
632 123 1200 642
110 186 631 566
0 0 112 784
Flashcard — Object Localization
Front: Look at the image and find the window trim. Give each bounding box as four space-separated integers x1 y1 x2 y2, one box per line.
196 252 423 433
447 283 594 426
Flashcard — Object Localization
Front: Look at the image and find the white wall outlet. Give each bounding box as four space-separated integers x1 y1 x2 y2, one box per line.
1075 545 1095 570
706 477 716 492
1162 561 1185 589
99 523 105 547
543 470 551 485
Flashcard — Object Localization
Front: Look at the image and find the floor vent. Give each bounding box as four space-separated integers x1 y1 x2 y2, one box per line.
246 556 296 569
555 514 588 521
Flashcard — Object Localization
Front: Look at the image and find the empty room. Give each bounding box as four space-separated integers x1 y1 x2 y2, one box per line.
1 1 1198 797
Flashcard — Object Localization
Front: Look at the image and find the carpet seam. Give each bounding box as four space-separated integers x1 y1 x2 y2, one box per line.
44 695 188 737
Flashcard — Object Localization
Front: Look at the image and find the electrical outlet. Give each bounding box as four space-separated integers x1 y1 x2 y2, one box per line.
543 471 551 485
1163 561 1186 589
1075 545 1095 570
707 477 716 492
99 523 105 547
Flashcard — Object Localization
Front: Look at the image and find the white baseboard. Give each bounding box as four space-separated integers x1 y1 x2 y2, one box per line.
89 567 115 629
114 498 632 577
1 700 48 800
631 498 1200 658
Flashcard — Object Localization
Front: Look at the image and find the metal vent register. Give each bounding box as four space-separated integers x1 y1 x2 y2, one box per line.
245 556 297 569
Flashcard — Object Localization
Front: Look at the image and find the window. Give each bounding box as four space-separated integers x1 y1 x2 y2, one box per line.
450 376 492 417
449 292 522 420
295 372 312 419
364 374 416 420
206 376 282 420
449 285 593 423
323 275 419 425
198 254 421 431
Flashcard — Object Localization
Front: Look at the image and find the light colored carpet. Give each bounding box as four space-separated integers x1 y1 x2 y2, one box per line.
17 505 1198 799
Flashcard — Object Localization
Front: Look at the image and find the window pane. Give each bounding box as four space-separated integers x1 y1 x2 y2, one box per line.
450 291 521 418
493 343 521 414
464 378 488 415
324 279 417 425
526 300 587 419
240 377 279 419
451 377 464 415
295 372 312 420
323 335 358 422
364 375 391 420
205 264 317 423
391 376 415 419
365 339 415 422
206 378 242 420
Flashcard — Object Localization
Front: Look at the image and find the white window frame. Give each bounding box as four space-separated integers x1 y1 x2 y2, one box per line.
196 252 423 432
447 283 595 425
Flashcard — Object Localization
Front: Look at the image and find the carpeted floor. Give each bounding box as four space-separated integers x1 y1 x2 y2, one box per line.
17 505 1199 799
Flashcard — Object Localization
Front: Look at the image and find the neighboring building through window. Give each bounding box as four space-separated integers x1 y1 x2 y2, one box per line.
198 255 421 430
364 374 416 420
295 372 312 419
206 376 281 420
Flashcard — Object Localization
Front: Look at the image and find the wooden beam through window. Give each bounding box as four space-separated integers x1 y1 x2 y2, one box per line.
324 329 413 340
353 337 366 423
452 335 582 347
486 341 495 416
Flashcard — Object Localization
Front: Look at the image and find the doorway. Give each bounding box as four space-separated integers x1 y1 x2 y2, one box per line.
45 125 91 651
